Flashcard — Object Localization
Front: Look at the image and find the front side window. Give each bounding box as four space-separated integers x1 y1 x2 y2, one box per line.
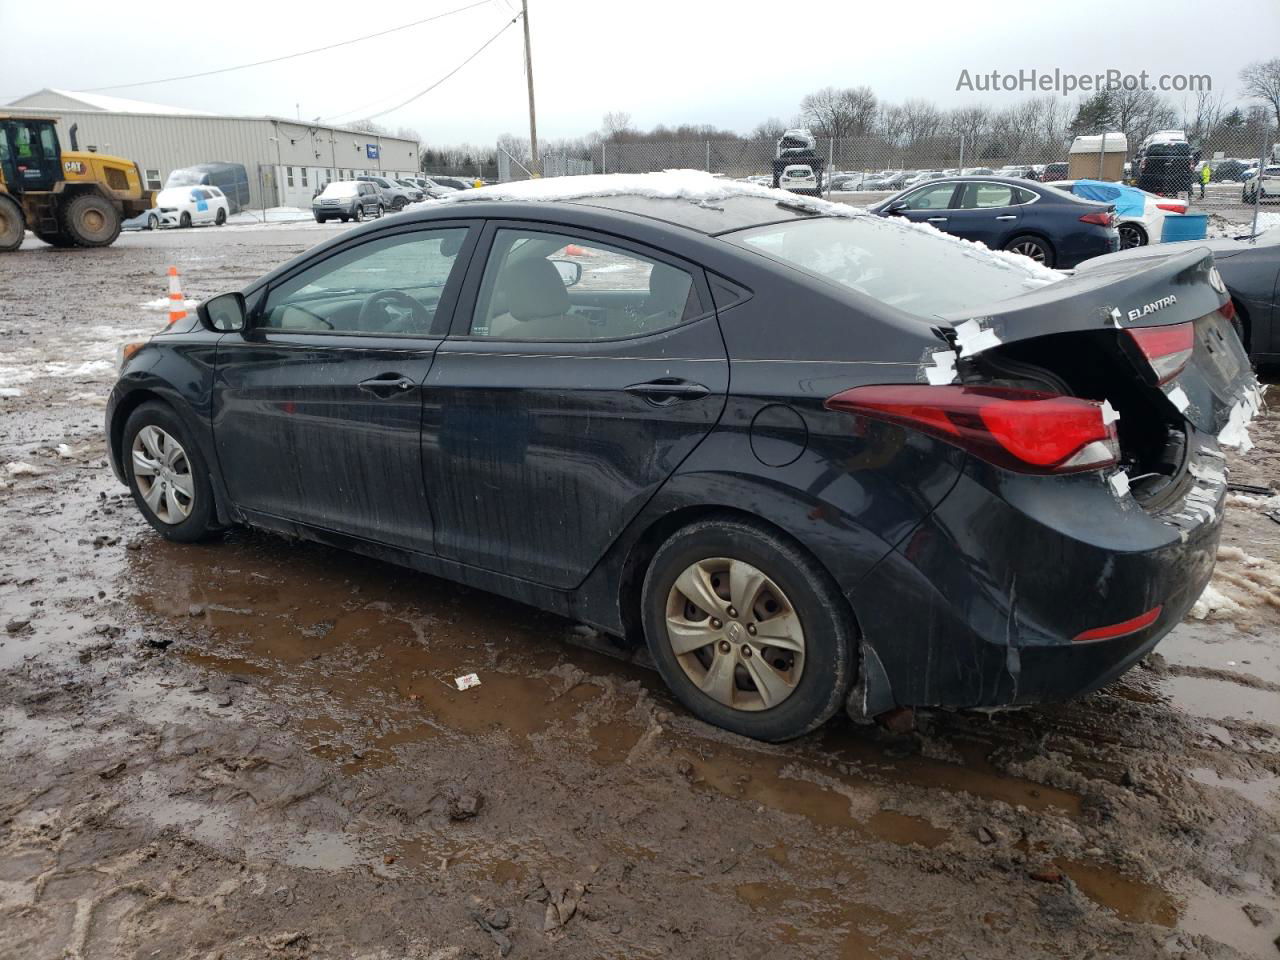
898 182 957 210
470 228 699 341
260 228 468 336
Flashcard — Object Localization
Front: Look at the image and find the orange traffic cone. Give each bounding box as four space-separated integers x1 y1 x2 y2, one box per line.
167 266 186 325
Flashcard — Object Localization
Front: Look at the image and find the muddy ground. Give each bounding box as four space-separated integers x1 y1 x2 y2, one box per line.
2 223 1279 960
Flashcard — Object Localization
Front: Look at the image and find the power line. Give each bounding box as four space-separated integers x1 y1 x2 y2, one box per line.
322 15 520 124
82 0 494 92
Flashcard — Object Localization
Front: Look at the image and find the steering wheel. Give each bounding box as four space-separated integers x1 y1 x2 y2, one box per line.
357 289 430 333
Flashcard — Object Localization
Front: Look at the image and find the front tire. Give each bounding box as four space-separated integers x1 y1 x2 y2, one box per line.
146 213 159 231
0 194 24 251
179 211 192 228
354 206 364 222
377 204 386 217
123 402 219 543
641 517 857 742
1004 233 1054 267
63 193 121 247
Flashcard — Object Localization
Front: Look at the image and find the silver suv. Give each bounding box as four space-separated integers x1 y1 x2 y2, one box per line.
356 175 418 211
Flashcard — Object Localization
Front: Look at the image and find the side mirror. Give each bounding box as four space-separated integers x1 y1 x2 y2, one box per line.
550 258 582 288
198 292 247 333
885 199 909 215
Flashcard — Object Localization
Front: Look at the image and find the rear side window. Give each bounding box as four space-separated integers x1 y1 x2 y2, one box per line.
728 215 1056 320
470 228 700 341
957 183 1017 208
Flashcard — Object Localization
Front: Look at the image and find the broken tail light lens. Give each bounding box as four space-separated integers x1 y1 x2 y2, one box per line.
824 385 1119 474
1079 211 1114 227
1126 321 1194 385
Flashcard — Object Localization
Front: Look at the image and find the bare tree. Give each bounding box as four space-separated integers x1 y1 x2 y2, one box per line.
799 86 878 141
899 98 944 147
750 117 788 141
1181 90 1225 145
601 111 635 142
1240 58 1280 128
946 105 994 160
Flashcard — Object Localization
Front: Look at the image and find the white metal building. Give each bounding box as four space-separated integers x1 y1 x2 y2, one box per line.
5 89 421 210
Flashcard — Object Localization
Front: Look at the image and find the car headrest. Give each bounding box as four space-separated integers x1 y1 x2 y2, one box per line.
502 258 570 322
439 231 464 257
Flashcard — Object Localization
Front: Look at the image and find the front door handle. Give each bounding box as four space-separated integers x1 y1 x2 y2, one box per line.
358 374 415 397
624 378 711 405
926 216 948 222
995 215 1017 221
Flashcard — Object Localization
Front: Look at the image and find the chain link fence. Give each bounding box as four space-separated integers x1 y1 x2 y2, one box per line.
496 129 1279 235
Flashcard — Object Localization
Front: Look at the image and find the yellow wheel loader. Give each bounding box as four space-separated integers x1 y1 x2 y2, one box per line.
0 114 154 251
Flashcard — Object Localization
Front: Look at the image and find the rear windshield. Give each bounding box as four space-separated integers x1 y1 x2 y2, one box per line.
165 170 204 187
322 182 359 198
726 216 1056 319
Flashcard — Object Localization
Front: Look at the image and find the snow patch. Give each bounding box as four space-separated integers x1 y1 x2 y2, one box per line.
1217 386 1263 452
924 350 958 386
141 297 198 311
953 318 1002 357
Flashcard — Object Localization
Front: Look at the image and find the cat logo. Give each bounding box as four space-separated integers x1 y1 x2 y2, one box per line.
63 160 86 175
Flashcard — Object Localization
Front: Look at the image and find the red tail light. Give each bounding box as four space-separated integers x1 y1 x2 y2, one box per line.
1219 299 1236 321
1078 211 1114 227
824 385 1119 474
1126 322 1194 385
1155 202 1186 213
1072 605 1162 642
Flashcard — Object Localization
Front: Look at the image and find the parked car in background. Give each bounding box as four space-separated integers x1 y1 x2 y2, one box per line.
312 180 385 223
1041 162 1069 181
409 177 460 199
862 170 906 190
961 167 995 176
356 175 416 210
903 170 946 188
1210 159 1253 183
1048 179 1186 249
779 164 817 194
1076 225 1279 362
430 176 475 192
869 175 1119 267
1134 135 1196 196
997 165 1036 180
1243 164 1280 204
394 179 426 202
155 185 229 228
165 163 251 214
831 173 869 191
107 178 1257 742
122 208 161 231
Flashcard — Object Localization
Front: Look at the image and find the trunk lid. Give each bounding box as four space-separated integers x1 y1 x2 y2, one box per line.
935 247 1260 443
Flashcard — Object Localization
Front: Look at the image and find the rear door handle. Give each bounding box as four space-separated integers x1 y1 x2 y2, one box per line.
358 374 415 397
926 216 948 222
995 215 1017 220
624 378 711 405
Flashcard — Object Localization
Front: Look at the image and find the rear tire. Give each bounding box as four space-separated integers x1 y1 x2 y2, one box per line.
0 194 24 251
640 517 857 742
63 193 121 247
122 401 220 543
1118 223 1147 249
1004 234 1054 268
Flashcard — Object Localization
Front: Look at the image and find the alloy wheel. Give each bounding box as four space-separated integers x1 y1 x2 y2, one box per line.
1008 239 1047 262
664 557 805 711
131 425 195 524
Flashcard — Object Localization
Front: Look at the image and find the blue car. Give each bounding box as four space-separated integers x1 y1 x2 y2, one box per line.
868 176 1120 268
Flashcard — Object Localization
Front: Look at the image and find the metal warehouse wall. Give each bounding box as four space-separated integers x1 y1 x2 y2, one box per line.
7 108 419 209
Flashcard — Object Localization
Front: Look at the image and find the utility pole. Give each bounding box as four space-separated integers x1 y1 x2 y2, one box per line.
521 0 539 176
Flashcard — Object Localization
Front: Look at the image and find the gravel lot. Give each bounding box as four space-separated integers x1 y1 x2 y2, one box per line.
2 222 1278 959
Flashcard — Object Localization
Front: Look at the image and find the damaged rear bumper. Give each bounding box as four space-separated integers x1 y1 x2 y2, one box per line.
846 434 1226 717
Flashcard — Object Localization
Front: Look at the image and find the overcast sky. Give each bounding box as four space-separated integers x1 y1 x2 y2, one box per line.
2 0 1277 144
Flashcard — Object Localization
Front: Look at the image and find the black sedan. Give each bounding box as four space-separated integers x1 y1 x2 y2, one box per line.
107 183 1258 742
868 176 1120 268
1077 227 1280 363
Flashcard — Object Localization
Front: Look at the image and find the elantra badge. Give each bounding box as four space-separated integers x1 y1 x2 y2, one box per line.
1127 295 1177 323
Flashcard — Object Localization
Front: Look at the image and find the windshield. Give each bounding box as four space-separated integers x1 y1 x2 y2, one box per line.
727 216 1056 320
321 182 359 198
165 170 203 187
